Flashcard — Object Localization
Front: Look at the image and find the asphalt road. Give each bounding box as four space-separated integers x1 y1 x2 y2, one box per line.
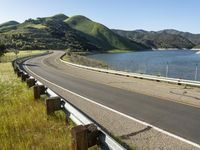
23 51 200 145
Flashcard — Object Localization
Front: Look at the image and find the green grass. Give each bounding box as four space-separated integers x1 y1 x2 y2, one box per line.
107 49 130 53
65 15 144 50
0 50 47 62
25 24 47 29
0 63 73 149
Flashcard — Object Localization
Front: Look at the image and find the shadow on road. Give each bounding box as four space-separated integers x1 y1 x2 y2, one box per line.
120 126 152 140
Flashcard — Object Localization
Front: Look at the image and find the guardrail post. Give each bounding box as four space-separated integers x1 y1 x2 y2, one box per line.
45 97 61 115
71 125 88 150
14 67 19 74
71 124 99 150
21 73 29 82
17 70 23 77
26 78 36 88
85 124 99 148
33 85 46 100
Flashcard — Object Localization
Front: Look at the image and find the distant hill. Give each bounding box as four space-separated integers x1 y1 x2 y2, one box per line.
64 15 147 50
113 29 196 49
0 14 147 51
0 21 19 28
159 29 200 45
0 21 19 33
1 14 199 51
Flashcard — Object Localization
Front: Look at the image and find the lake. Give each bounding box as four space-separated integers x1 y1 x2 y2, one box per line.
87 50 200 81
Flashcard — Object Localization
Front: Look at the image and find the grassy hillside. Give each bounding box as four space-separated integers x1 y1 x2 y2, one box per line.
113 29 195 49
0 21 19 33
0 21 19 28
159 29 200 45
0 63 72 149
0 14 98 51
65 15 148 50
0 14 147 52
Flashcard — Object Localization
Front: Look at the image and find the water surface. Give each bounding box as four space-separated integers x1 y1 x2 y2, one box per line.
88 50 200 81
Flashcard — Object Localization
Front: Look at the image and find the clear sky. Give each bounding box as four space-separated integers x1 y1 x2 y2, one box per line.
0 0 199 33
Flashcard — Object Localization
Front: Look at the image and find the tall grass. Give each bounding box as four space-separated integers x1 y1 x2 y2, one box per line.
0 63 72 149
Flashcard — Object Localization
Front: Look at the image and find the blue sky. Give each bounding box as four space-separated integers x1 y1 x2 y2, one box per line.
0 0 199 33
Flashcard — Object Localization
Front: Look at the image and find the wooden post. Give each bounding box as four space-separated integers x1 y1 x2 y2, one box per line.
45 97 61 115
21 73 29 82
65 110 70 127
71 125 88 150
13 65 18 74
86 124 99 147
26 78 36 88
71 124 99 150
12 61 14 67
14 67 18 74
17 70 23 77
33 85 46 100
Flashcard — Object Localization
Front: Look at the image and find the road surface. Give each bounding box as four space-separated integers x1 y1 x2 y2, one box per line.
23 51 200 146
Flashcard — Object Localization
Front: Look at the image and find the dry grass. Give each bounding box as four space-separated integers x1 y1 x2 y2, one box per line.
0 63 73 150
62 53 108 69
0 50 47 62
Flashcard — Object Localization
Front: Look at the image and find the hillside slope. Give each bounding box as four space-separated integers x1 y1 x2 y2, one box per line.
0 21 19 28
113 29 195 49
0 14 148 51
159 29 200 45
65 15 148 50
0 14 98 51
0 21 19 33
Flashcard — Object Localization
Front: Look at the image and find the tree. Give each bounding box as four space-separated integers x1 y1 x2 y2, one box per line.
0 43 6 56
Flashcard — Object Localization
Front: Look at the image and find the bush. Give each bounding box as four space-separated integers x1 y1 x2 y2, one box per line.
0 43 6 56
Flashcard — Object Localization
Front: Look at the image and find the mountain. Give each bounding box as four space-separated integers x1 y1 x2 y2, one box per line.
0 14 100 51
159 29 200 45
0 21 19 28
64 15 148 50
0 14 147 51
113 29 196 49
0 21 19 33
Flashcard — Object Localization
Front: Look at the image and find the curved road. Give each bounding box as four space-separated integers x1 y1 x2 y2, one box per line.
23 51 200 145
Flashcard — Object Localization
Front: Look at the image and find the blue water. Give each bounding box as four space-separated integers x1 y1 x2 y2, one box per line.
88 50 200 81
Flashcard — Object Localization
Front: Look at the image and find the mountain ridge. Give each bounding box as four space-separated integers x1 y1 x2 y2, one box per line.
112 29 200 49
64 15 147 50
0 14 148 51
0 14 200 51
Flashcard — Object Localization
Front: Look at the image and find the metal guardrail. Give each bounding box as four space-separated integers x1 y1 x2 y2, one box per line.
13 58 126 150
60 55 200 87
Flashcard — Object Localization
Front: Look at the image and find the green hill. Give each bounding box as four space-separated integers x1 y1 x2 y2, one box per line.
159 29 200 45
0 14 98 51
0 14 147 51
64 15 148 50
0 21 19 33
0 21 19 28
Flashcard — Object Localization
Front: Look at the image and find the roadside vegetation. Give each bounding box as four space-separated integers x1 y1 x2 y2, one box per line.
107 49 130 53
0 51 101 150
0 43 6 56
0 62 73 149
62 52 108 69
0 50 46 62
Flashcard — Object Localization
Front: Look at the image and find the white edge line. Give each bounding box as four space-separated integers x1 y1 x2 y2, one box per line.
24 59 200 149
